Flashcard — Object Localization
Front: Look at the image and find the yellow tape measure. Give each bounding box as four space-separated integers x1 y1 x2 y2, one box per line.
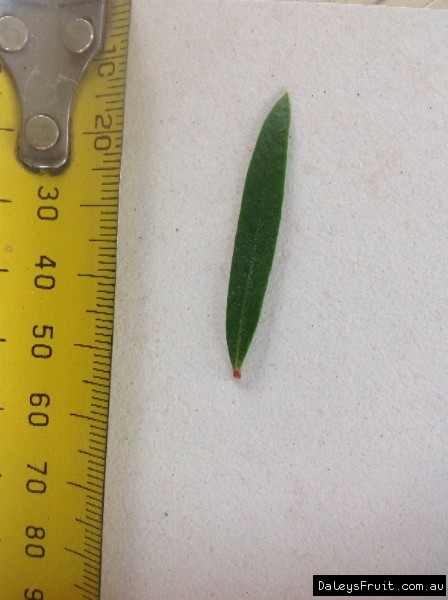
0 1 131 597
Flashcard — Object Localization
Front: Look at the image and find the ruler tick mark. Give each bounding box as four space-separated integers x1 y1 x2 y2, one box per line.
83 128 123 135
90 372 110 381
95 92 123 99
66 547 101 565
81 203 117 208
92 398 108 405
67 481 101 496
78 571 100 586
75 343 109 352
89 442 106 452
76 517 102 531
88 465 105 475
93 367 111 375
89 431 107 441
87 475 105 486
74 583 98 597
85 510 102 521
85 541 101 553
83 572 100 586
91 422 107 431
79 450 104 461
83 379 109 389
86 494 103 504
79 272 115 279
84 549 98 557
71 412 107 424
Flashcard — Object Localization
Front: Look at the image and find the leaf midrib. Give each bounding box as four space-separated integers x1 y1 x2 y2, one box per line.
233 162 270 367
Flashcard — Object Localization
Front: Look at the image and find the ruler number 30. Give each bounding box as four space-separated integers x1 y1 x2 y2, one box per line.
37 185 59 222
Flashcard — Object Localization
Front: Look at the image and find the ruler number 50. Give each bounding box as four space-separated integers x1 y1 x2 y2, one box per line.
31 325 54 360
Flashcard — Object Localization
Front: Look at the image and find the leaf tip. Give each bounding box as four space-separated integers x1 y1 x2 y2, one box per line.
233 368 242 379
279 90 291 109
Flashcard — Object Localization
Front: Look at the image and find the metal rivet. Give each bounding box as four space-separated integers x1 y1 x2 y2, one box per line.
25 115 60 151
63 18 94 54
0 15 28 52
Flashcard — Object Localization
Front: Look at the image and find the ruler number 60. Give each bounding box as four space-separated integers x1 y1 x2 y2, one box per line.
29 393 50 428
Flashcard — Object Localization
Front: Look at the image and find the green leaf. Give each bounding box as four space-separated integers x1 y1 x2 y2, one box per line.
226 92 291 378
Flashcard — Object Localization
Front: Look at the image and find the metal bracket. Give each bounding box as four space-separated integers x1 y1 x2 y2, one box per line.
0 0 106 171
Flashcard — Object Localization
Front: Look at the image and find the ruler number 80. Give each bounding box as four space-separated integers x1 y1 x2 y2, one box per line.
25 526 46 559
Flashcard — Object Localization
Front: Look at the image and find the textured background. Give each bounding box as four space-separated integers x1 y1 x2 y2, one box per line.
102 1 448 599
295 0 448 8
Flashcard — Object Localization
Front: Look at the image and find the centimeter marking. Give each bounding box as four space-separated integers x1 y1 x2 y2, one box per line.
70 8 131 598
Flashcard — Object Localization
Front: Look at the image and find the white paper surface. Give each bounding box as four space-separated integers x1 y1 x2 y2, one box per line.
102 1 448 598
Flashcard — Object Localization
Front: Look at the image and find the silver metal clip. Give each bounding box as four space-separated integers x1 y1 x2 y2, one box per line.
0 0 106 171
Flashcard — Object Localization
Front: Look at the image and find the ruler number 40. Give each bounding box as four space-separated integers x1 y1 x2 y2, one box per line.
34 256 56 291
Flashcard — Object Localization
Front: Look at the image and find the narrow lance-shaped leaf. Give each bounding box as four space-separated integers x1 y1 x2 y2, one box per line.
226 92 291 378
